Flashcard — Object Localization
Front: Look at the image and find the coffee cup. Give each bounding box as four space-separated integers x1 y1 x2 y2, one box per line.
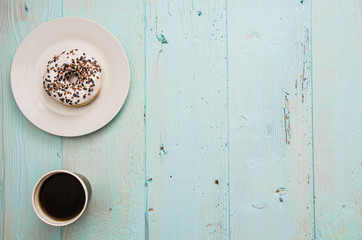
32 170 92 226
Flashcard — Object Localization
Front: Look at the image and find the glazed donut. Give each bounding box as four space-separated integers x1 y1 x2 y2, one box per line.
43 49 102 107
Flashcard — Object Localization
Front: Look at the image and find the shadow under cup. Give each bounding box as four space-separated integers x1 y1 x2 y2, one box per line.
32 170 92 226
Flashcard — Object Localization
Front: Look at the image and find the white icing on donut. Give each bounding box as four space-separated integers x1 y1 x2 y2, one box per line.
43 49 102 107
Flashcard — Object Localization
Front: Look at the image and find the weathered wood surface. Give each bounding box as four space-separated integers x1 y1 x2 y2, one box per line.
0 1 63 239
61 0 146 239
145 0 228 239
313 0 362 239
229 0 314 239
0 0 361 239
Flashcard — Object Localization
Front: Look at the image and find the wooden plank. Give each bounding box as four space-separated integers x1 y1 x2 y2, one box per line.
145 0 228 239
313 1 362 239
0 0 63 239
228 0 314 239
61 0 146 239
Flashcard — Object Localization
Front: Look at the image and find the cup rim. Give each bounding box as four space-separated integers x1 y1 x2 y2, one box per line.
32 170 89 226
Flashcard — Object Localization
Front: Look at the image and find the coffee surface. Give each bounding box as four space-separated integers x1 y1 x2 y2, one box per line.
39 173 86 221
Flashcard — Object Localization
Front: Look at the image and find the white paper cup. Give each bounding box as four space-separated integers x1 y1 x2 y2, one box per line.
32 170 92 226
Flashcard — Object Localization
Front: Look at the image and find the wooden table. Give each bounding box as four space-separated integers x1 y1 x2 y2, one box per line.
1 0 361 239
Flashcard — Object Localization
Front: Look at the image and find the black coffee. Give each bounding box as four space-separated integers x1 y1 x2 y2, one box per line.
39 173 86 221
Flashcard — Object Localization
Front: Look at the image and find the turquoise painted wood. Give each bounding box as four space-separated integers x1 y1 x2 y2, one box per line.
145 0 228 239
60 0 146 239
313 0 362 239
0 0 361 239
229 0 314 239
0 1 63 239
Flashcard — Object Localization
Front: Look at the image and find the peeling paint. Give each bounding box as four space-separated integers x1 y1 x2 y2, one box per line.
275 187 287 195
156 34 168 44
301 27 311 104
275 187 287 203
155 16 168 45
306 175 311 184
160 144 167 155
283 94 291 145
276 187 287 203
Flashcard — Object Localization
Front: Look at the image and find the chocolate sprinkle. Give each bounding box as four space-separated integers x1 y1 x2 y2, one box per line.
43 49 101 107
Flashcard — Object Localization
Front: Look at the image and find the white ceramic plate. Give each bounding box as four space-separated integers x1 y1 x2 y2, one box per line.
11 18 130 137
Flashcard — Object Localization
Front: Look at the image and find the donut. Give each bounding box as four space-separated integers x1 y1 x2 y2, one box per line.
43 49 102 107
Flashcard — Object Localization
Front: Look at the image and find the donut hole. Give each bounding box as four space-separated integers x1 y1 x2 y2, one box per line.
68 73 78 85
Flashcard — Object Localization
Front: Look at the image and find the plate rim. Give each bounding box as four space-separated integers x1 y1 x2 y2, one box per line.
11 17 130 137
